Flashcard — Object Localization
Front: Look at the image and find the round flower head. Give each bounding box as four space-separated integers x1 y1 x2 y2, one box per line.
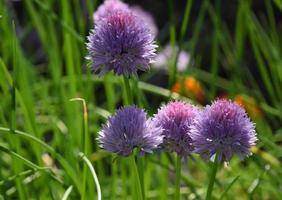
98 106 163 156
153 101 198 157
87 9 157 76
191 99 257 162
131 6 158 38
93 0 129 24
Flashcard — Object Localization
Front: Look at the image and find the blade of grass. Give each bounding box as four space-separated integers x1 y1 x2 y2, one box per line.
247 13 278 105
69 98 90 200
207 1 220 99
248 165 270 198
79 153 102 200
167 0 177 88
9 21 26 200
219 176 240 200
0 127 82 195
0 145 49 171
188 0 209 68
61 186 73 200
0 170 33 186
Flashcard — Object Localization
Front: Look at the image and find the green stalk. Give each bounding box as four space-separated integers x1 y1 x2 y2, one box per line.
123 76 133 105
61 0 77 96
10 22 26 200
189 0 208 69
61 186 73 200
208 1 220 99
175 155 182 200
206 155 219 200
110 161 117 200
133 77 145 108
0 170 33 186
0 145 48 171
104 73 116 112
167 0 177 89
104 73 117 200
0 145 63 185
69 98 89 200
79 153 101 200
130 155 143 200
133 75 145 198
219 176 240 200
121 160 128 200
160 153 169 199
180 0 193 41
137 156 145 198
123 75 143 199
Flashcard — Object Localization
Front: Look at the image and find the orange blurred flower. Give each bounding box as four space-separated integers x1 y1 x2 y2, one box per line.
234 95 264 120
172 76 205 103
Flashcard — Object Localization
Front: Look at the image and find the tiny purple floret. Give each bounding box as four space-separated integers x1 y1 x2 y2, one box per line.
191 99 257 162
98 106 163 156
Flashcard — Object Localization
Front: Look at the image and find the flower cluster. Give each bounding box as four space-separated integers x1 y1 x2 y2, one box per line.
89 1 257 163
99 100 257 162
87 0 157 76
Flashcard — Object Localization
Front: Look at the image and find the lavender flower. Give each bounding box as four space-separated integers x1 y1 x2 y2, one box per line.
153 101 198 157
154 45 192 72
87 9 157 76
131 6 158 38
191 99 257 162
98 106 163 156
93 0 129 24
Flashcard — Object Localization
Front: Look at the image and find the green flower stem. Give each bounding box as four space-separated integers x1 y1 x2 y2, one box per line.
175 155 182 200
110 159 117 200
137 156 145 199
123 76 133 105
206 154 219 200
121 160 128 199
130 154 143 200
123 75 143 199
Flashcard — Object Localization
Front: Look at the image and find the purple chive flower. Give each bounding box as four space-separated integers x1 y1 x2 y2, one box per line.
131 6 158 38
191 99 257 162
87 9 157 76
98 106 163 156
93 0 129 24
153 101 198 157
